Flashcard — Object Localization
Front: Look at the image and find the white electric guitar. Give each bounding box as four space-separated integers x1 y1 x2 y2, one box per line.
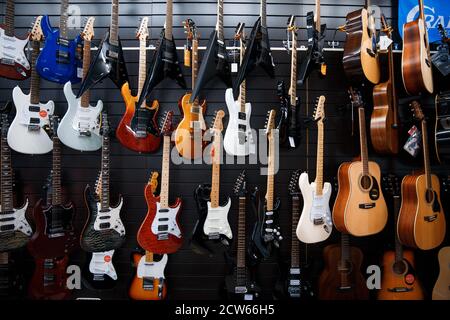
203 110 232 240
223 23 255 156
296 96 332 243
7 16 54 155
89 250 118 281
59 17 102 151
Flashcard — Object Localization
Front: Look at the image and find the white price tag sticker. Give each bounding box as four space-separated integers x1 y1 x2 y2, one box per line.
378 35 393 51
77 67 84 79
231 63 238 73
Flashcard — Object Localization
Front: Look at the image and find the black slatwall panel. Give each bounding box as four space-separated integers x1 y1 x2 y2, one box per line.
0 0 449 300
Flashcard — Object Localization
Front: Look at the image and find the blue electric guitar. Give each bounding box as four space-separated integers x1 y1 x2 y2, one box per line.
35 0 82 84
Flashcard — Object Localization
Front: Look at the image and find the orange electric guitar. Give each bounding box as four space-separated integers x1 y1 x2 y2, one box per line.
378 174 424 300
175 19 207 160
137 111 183 254
397 101 446 250
116 17 161 153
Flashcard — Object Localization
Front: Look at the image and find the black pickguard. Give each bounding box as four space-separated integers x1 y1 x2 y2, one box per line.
190 30 232 102
77 32 129 98
129 106 159 138
82 252 117 290
43 205 75 238
80 186 125 253
136 32 186 108
224 270 260 300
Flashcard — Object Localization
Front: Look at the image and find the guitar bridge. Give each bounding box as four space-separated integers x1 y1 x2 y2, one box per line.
158 278 165 298
0 58 14 66
313 217 324 225
157 232 169 241
79 129 92 137
143 277 154 291
387 287 413 293
208 232 220 240
359 203 375 209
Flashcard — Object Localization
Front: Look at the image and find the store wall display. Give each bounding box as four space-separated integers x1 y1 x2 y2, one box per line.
0 0 449 301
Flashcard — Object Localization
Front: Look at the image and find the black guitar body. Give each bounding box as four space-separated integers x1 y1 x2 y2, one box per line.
273 261 315 300
232 18 275 98
298 11 326 86
435 91 450 163
190 184 231 257
276 81 301 148
82 252 117 290
224 270 261 300
80 185 125 253
77 31 129 98
136 31 186 107
190 30 232 102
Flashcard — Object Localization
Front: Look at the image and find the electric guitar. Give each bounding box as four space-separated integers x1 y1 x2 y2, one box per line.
0 0 30 80
77 0 129 98
80 113 126 252
0 252 25 298
35 0 82 84
433 246 450 300
397 101 446 250
370 15 399 155
190 0 232 102
233 0 275 97
378 174 424 300
279 16 301 149
298 0 326 85
136 0 186 108
83 250 118 290
224 171 260 300
434 91 450 163
8 16 54 155
296 96 332 243
0 107 32 252
333 88 387 237
175 19 207 160
116 17 161 153
224 23 255 156
130 251 168 300
401 0 434 95
342 0 380 84
137 111 183 254
59 17 103 152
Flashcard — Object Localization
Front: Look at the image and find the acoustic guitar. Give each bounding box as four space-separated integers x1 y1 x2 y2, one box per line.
397 101 446 250
333 88 387 236
432 246 450 300
401 0 434 95
370 15 399 155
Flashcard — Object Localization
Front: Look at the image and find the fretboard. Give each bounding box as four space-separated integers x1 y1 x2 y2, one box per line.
291 196 300 268
59 0 69 39
387 32 398 126
137 35 147 100
358 107 369 176
4 0 14 37
191 39 199 91
1 129 13 212
210 138 221 208
315 0 321 30
419 0 424 21
289 30 297 107
80 39 92 108
160 136 171 208
164 0 173 40
393 195 404 264
341 233 350 265
421 119 432 190
265 135 275 211
30 41 41 105
239 36 246 113
315 120 324 195
110 0 119 45
100 131 110 210
216 0 224 42
52 137 62 206
236 197 246 269
260 0 267 28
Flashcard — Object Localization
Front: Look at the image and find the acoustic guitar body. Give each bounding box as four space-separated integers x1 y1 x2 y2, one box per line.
116 83 161 153
342 8 380 84
175 92 207 160
318 244 368 300
129 253 167 300
433 246 450 300
371 81 398 154
397 174 446 250
378 250 424 300
401 19 434 95
137 188 183 254
333 161 388 236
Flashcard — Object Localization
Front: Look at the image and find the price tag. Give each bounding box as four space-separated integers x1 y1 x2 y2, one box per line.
77 67 84 79
378 35 393 51
231 62 238 73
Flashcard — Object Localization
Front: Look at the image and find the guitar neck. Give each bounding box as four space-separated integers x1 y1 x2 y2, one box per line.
52 137 62 206
4 0 14 37
1 127 13 212
265 135 274 211
110 0 119 45
340 233 350 287
290 31 297 107
260 0 267 28
358 107 370 176
191 39 199 91
291 196 300 268
239 37 246 112
393 195 404 263
137 36 147 100
100 132 110 210
315 0 321 30
145 251 154 263
160 136 171 208
164 0 173 40
59 0 69 39
236 197 246 269
418 0 425 21
30 41 41 105
421 119 432 190
210 159 220 208
315 121 324 195
387 31 398 127
216 0 224 42
80 40 91 108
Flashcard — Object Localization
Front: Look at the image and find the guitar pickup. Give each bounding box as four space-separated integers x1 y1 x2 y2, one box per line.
289 279 300 286
235 286 247 294
159 209 169 213
388 287 412 293
238 124 246 131
359 203 375 209
238 112 246 120
0 58 14 66
57 38 69 47
99 222 111 229
143 277 154 291
56 50 70 64
424 214 438 222
0 224 14 231
313 218 324 225
27 124 40 131
135 130 147 138
107 50 119 60
191 106 201 114
93 274 105 281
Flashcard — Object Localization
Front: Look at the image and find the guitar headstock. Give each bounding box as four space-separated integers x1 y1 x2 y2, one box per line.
348 87 363 109
438 24 449 43
289 170 301 196
183 18 198 41
234 22 245 42
210 110 225 134
382 173 401 198
411 100 425 122
101 112 110 136
136 17 149 41
81 17 95 41
264 109 276 136
160 111 174 136
49 115 60 137
30 16 43 42
287 15 297 33
148 171 159 195
380 14 392 37
313 95 326 122
233 170 247 197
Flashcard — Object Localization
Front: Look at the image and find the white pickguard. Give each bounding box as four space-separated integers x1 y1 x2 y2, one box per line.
203 198 232 239
58 82 103 151
223 88 256 156
93 198 125 237
8 86 54 154
137 254 168 280
296 172 333 244
150 202 182 239
0 201 32 236
0 29 30 75
89 250 118 280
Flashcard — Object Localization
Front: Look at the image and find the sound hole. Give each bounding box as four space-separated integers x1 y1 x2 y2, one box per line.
360 175 372 191
425 189 435 204
393 261 407 275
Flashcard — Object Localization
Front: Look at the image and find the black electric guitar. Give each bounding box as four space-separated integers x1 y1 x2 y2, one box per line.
298 0 326 85
431 24 450 77
77 0 129 98
136 0 186 108
435 91 450 163
232 0 275 97
224 171 260 300
190 0 232 102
